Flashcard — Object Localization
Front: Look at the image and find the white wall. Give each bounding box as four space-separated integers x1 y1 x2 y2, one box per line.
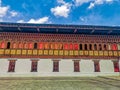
15 59 31 73
80 59 94 73
100 60 114 72
0 59 9 74
60 59 73 73
38 59 52 73
0 58 119 77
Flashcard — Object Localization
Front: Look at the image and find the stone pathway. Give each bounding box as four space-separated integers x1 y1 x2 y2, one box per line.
0 77 120 90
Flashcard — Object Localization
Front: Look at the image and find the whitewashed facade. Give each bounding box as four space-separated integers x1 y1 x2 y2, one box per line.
0 59 119 77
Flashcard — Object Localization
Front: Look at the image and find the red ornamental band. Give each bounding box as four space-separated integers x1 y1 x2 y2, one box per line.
0 42 119 51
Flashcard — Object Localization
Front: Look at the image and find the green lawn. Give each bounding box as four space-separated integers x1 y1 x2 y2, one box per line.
0 77 120 90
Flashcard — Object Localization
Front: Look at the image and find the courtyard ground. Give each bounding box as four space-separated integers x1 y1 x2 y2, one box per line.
0 76 120 90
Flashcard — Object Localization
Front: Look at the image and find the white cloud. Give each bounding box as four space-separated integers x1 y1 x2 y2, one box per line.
106 0 113 2
88 0 113 9
57 0 65 4
51 0 71 18
74 0 90 6
0 6 9 17
0 0 19 20
51 3 71 18
94 0 104 4
17 17 49 24
79 14 103 25
0 0 9 17
80 17 85 21
27 17 49 24
88 2 95 9
17 20 25 23
74 0 114 8
10 11 18 17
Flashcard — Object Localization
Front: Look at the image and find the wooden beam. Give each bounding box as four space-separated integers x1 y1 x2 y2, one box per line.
74 29 77 33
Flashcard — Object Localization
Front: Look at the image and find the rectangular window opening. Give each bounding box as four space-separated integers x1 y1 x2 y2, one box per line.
113 61 119 72
53 61 59 72
94 61 100 72
8 60 16 72
74 61 80 72
31 60 38 72
34 43 37 49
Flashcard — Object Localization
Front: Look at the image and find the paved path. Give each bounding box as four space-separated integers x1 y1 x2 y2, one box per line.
0 77 120 90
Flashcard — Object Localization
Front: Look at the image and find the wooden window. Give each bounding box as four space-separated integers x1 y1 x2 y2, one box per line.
99 44 102 50
24 43 28 49
79 44 82 50
54 43 59 49
94 44 97 50
18 43 23 49
34 43 37 49
74 44 79 50
64 43 68 50
7 42 10 49
31 60 38 72
39 43 43 49
29 43 33 49
104 44 107 50
53 60 59 72
1 42 5 48
89 44 92 50
94 61 100 72
85 44 87 50
111 44 118 50
59 43 63 50
13 43 17 49
50 43 54 49
8 60 16 72
44 43 49 49
113 61 119 72
69 43 73 50
74 61 80 72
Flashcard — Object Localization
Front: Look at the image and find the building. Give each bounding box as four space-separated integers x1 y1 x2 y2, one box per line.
0 22 120 77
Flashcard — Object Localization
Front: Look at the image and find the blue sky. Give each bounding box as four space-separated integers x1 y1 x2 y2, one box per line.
0 0 120 26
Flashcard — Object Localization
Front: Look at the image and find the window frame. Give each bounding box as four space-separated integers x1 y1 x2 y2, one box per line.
8 60 16 72
34 43 37 49
73 60 80 72
7 42 10 49
31 60 38 72
93 60 100 72
53 60 59 72
113 61 119 72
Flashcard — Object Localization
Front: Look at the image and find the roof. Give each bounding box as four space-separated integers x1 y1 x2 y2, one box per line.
0 22 120 35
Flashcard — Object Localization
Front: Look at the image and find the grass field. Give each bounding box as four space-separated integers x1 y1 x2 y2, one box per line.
0 77 120 90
